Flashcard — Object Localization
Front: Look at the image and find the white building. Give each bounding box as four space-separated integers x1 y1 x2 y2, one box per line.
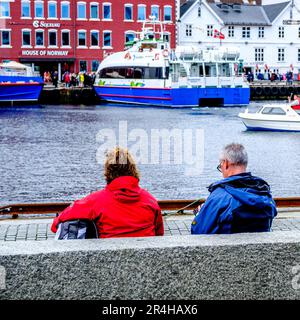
178 0 300 75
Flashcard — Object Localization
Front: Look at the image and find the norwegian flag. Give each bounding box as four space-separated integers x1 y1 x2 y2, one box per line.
213 29 225 39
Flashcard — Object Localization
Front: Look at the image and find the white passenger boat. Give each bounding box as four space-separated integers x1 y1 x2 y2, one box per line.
94 18 250 108
239 104 300 131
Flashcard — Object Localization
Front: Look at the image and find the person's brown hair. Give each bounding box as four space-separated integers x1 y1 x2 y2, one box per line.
104 147 140 184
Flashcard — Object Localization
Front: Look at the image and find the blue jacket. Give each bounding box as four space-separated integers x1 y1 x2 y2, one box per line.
191 173 277 234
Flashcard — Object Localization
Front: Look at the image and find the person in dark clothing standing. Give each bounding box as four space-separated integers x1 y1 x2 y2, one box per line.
52 70 58 87
191 143 277 234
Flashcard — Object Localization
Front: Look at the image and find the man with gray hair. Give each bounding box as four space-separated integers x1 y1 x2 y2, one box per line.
191 143 277 234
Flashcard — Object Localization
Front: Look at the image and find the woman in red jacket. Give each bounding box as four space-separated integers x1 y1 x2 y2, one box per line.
51 147 164 238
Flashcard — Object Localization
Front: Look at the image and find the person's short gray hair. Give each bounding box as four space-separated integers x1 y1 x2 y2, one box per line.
220 143 248 166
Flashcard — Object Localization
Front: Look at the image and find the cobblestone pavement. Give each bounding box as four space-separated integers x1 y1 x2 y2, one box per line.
0 216 300 241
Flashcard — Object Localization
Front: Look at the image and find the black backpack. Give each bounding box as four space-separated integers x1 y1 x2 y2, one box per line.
55 219 98 240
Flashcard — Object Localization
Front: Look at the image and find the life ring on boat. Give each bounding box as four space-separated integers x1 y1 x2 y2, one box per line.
163 49 169 58
255 86 263 96
124 52 132 60
155 53 160 60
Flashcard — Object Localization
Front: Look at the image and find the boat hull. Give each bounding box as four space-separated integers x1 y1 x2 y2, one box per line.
240 117 300 132
94 85 250 107
0 76 43 102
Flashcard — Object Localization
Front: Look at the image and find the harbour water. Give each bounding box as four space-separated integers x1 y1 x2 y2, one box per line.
1 102 300 205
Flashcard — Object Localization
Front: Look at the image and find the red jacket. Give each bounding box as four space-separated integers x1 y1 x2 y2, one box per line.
51 176 164 238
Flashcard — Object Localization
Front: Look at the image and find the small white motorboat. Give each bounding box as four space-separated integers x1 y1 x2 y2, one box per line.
238 104 300 131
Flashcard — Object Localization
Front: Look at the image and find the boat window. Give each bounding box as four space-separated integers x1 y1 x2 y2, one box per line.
261 107 286 115
99 67 164 79
204 64 217 77
218 63 231 77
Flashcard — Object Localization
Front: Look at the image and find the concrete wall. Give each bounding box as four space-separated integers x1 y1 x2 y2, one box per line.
0 231 300 299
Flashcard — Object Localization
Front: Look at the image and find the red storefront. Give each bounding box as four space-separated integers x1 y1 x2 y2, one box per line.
0 0 175 79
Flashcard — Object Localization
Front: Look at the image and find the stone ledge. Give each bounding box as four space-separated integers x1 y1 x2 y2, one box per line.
0 231 300 300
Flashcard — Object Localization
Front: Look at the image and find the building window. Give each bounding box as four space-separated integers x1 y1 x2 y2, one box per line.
164 6 172 21
186 24 192 37
255 48 264 62
61 30 70 46
198 6 201 17
35 1 44 18
228 26 234 38
21 1 31 18
258 27 264 38
77 2 86 19
298 48 300 62
151 5 159 20
124 4 133 21
48 1 57 19
163 32 170 43
278 48 285 62
78 30 86 46
80 61 87 72
125 32 135 43
61 1 70 19
90 3 99 19
91 30 99 46
103 3 111 19
278 26 284 38
137 4 146 21
91 60 99 72
207 25 213 37
22 30 31 46
49 30 57 46
1 30 10 46
103 31 111 47
242 26 250 38
35 30 44 46
0 1 10 17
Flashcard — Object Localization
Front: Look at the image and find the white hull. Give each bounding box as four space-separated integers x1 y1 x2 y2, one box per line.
240 117 300 131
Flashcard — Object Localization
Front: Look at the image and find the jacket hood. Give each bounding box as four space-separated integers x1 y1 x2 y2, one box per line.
106 176 141 203
208 172 274 209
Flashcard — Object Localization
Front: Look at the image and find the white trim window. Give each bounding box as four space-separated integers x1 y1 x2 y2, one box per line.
21 0 31 18
35 29 44 46
278 48 285 62
258 27 264 38
22 29 31 47
137 4 146 21
278 26 284 38
254 48 264 62
34 1 44 19
78 29 87 47
163 32 170 43
124 3 133 21
207 25 213 37
61 1 70 19
163 5 172 22
90 30 99 47
0 1 10 18
90 2 99 20
242 26 250 38
228 26 234 38
125 31 135 43
48 1 57 19
103 30 112 48
103 2 111 20
91 60 100 72
186 24 192 37
0 29 11 47
77 2 86 20
61 29 70 47
48 29 57 47
298 48 300 62
151 5 159 20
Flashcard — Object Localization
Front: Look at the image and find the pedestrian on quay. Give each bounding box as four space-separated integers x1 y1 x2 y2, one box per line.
52 70 58 87
191 143 277 235
63 71 71 88
51 147 164 238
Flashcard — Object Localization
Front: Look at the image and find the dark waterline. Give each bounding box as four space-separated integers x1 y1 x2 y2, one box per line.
1 102 300 205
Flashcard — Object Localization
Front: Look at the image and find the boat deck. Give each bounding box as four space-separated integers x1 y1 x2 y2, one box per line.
0 209 299 241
